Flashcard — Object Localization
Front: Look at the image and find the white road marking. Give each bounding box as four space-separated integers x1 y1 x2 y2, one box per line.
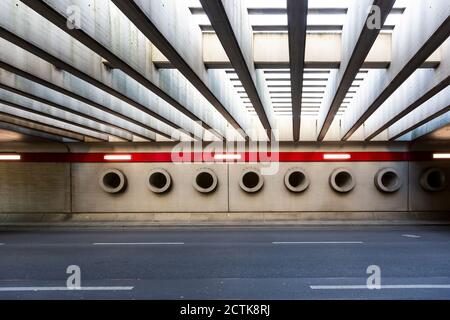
0 286 134 292
93 242 184 246
272 241 364 245
402 234 421 238
0 243 4 246
310 284 450 290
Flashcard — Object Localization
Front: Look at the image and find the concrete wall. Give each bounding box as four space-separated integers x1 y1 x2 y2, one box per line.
72 163 228 213
228 162 408 212
0 160 448 215
0 163 70 213
409 161 450 212
0 143 449 222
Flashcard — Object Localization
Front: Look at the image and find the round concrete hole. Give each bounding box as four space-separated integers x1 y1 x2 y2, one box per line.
284 168 310 193
147 169 171 193
420 168 447 192
99 169 126 194
240 169 264 193
193 169 218 193
330 168 355 193
375 168 401 193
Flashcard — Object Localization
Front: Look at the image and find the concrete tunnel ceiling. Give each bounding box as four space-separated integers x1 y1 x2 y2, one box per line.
0 0 448 143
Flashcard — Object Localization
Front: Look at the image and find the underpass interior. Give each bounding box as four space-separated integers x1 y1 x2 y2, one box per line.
0 0 449 301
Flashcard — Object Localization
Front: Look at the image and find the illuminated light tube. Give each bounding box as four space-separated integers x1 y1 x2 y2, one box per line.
103 154 132 161
214 153 242 160
0 154 21 161
323 153 351 160
433 153 450 159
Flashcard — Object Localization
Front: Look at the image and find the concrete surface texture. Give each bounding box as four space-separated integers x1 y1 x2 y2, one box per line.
0 142 449 222
0 152 449 222
0 226 450 299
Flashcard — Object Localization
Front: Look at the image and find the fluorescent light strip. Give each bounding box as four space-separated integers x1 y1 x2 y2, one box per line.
323 153 351 160
0 154 21 161
433 153 450 159
103 155 132 161
214 154 242 160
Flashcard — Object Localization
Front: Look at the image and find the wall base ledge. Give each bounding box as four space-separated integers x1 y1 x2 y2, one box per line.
0 212 449 227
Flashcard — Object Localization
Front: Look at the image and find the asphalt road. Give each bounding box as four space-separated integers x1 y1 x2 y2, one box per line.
0 226 450 300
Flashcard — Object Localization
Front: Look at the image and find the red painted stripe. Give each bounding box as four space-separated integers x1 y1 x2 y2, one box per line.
0 151 440 163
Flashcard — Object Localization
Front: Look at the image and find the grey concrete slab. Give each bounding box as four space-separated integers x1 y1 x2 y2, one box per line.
388 86 450 140
0 88 130 141
341 0 450 140
287 0 308 141
0 163 70 213
200 0 273 138
0 1 196 141
317 0 395 141
0 113 84 141
113 0 255 140
0 102 108 141
0 121 75 142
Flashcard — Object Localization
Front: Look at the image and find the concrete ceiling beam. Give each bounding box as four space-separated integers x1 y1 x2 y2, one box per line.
0 121 77 142
154 33 439 69
200 0 274 140
0 57 159 142
0 87 131 142
0 102 108 141
316 0 395 141
21 0 225 141
112 0 255 140
0 1 195 141
340 0 450 140
0 110 86 142
0 80 133 142
364 39 450 141
287 0 308 141
387 86 450 141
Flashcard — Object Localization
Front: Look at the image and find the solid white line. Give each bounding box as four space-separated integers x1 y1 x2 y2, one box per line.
310 284 450 290
0 243 4 246
402 234 421 238
272 241 364 244
92 242 184 246
0 286 134 292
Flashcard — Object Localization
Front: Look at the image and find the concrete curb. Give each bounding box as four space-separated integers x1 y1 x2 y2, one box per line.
1 220 450 230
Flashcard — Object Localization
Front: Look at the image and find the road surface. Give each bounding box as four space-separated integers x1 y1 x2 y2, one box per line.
0 225 450 299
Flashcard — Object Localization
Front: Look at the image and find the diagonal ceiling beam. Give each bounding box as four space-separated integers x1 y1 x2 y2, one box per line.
0 103 108 141
364 39 450 141
317 0 395 141
111 0 251 140
0 59 160 141
405 110 450 141
387 86 450 141
341 0 450 140
20 0 224 141
0 28 192 141
0 89 131 141
199 0 272 139
0 121 77 142
0 1 196 141
287 0 308 141
0 81 133 141
0 29 182 141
